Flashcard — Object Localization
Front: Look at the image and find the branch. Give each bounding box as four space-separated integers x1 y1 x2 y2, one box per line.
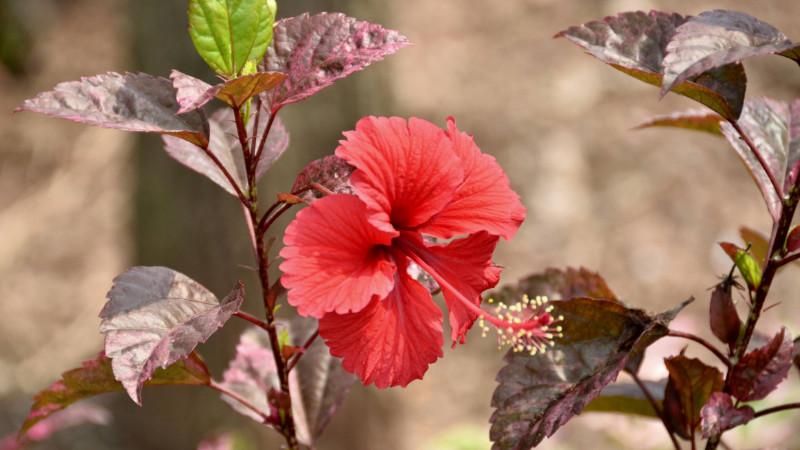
200 145 249 207
754 402 800 418
209 381 271 424
234 311 271 332
630 371 681 450
667 330 731 368
286 328 320 373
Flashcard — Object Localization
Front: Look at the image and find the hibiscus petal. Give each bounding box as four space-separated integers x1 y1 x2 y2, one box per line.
319 256 444 388
279 194 398 318
396 230 501 346
419 117 526 241
336 116 464 232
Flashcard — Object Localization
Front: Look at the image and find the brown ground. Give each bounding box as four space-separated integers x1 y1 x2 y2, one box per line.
2 0 800 449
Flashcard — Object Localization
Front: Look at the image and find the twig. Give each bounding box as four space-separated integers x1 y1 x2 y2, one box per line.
754 402 800 418
629 371 681 450
209 381 271 423
730 119 782 199
234 311 271 332
286 329 320 373
667 330 731 368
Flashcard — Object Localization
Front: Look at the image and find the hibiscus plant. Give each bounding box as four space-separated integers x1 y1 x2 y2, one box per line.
8 1 800 449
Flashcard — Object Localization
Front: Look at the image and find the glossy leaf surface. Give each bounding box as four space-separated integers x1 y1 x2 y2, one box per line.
490 286 689 449
662 355 724 438
730 328 792 401
292 155 356 202
260 13 410 112
100 266 242 404
720 98 800 219
556 11 745 120
188 0 274 77
700 392 754 438
662 10 800 97
15 72 209 147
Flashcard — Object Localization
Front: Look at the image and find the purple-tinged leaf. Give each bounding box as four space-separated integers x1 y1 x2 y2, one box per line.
730 328 792 401
163 107 289 196
662 10 799 98
292 155 355 203
555 11 745 121
292 317 357 439
489 266 619 304
219 327 311 445
171 70 218 114
786 226 800 253
709 283 741 346
19 351 210 436
99 266 242 404
7 403 111 450
490 296 691 449
260 12 410 113
662 355 724 438
792 337 800 374
583 379 665 418
634 109 724 135
171 70 287 113
720 98 800 220
15 72 209 147
700 392 754 438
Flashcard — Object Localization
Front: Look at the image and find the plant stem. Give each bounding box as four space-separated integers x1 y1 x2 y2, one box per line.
735 190 799 360
754 402 800 418
233 105 299 450
286 329 319 373
234 311 271 331
210 381 271 423
667 330 731 368
200 145 249 207
630 371 680 450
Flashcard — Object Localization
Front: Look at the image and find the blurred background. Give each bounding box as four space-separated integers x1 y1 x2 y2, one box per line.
1 0 800 448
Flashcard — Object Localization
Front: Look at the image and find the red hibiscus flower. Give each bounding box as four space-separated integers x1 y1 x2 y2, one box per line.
280 116 545 388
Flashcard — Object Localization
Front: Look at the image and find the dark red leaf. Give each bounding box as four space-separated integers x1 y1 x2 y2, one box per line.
730 328 793 401
634 109 724 135
15 72 209 147
720 98 800 220
489 267 618 303
99 266 242 404
171 70 219 114
662 10 799 98
19 351 209 437
260 13 410 112
292 155 356 202
583 379 665 418
786 226 800 253
662 355 724 438
792 337 800 373
709 284 741 346
162 107 289 196
555 11 744 121
490 296 690 449
700 392 754 438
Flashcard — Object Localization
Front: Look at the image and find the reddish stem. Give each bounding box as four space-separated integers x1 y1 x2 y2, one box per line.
210 381 271 423
666 330 731 368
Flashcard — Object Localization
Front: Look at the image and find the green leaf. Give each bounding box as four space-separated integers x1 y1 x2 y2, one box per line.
188 0 274 77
